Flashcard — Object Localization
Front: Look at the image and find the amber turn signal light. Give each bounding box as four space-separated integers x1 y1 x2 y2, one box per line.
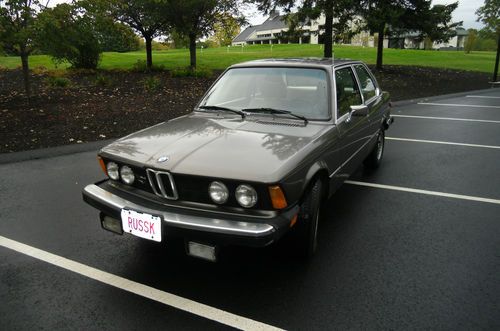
268 185 288 209
98 156 107 175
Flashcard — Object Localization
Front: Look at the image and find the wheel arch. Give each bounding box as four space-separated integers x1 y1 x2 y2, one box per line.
301 162 330 205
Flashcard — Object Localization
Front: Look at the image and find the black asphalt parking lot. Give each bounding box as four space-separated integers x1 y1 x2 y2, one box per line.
1 89 499 330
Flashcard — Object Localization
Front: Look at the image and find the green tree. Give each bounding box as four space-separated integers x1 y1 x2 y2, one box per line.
36 3 101 69
162 0 242 69
464 28 477 53
476 0 500 81
212 13 240 47
86 0 165 69
358 0 406 69
303 0 359 57
98 21 140 52
170 29 189 48
419 3 461 47
475 29 497 51
359 0 458 68
359 0 439 68
0 0 43 99
251 0 358 58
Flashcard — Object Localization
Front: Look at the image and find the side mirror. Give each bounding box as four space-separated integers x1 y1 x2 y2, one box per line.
375 87 381 97
350 104 369 116
346 104 369 123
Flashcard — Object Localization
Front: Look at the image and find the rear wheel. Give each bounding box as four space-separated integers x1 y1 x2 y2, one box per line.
294 179 323 258
364 130 385 169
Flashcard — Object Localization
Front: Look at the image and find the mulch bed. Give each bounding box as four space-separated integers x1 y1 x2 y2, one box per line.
0 65 492 153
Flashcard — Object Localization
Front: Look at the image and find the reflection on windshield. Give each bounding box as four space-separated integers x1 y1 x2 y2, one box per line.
200 67 329 120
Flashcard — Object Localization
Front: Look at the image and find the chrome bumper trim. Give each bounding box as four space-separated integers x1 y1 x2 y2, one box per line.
83 184 275 237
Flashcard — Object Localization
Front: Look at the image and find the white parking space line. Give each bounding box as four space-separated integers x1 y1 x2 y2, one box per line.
0 236 283 331
466 95 500 99
391 114 500 124
418 102 500 109
386 137 500 150
345 181 500 205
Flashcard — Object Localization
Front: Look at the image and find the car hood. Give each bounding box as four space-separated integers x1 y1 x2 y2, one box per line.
100 113 328 183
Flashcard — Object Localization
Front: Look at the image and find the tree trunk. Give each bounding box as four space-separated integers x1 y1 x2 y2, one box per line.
376 24 385 70
189 32 196 69
20 51 31 101
493 35 500 82
145 36 153 69
323 4 334 58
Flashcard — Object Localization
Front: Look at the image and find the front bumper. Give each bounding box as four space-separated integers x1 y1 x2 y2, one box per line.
82 182 298 247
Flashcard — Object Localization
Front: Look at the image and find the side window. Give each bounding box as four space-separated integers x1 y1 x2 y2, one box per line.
354 65 376 101
334 67 362 117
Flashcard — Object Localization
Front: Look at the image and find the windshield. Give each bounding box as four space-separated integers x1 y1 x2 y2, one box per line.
199 67 330 120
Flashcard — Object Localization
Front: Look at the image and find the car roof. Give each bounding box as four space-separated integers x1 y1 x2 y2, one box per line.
229 58 364 69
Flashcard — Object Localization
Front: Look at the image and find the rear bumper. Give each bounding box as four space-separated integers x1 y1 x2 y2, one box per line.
82 182 298 247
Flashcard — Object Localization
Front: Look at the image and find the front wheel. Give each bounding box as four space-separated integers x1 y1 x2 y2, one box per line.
294 179 323 258
364 130 385 169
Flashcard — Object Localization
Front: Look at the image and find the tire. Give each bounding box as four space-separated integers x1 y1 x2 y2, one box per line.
294 179 323 258
364 130 385 170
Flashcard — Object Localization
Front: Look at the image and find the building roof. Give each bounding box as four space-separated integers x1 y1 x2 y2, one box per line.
233 12 288 43
233 26 258 43
257 13 288 32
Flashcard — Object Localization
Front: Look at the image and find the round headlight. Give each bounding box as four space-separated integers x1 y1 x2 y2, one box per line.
106 162 119 180
120 165 135 185
209 181 229 204
235 184 258 208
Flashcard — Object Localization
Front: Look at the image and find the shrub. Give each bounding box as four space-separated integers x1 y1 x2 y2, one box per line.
142 76 161 91
45 76 71 88
132 60 165 72
171 67 213 78
94 74 112 87
32 66 49 75
37 4 102 69
46 70 67 78
100 22 141 53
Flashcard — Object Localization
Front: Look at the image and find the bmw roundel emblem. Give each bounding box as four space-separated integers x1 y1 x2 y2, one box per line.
157 156 169 163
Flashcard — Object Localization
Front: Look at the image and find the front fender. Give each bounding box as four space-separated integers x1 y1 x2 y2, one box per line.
280 160 329 206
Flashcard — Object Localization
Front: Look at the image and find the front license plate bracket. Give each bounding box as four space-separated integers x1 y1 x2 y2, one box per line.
120 208 162 242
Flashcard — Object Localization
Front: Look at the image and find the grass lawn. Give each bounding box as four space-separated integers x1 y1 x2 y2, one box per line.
0 44 496 73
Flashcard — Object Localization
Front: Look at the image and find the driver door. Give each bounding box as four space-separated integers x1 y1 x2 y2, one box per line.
333 66 371 176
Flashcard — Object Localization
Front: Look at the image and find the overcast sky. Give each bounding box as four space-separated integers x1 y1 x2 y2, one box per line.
49 0 486 30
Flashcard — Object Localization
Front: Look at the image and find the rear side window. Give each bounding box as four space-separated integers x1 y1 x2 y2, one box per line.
354 65 376 101
335 67 362 117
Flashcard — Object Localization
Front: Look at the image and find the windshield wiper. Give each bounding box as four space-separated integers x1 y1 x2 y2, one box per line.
242 107 308 124
198 105 246 119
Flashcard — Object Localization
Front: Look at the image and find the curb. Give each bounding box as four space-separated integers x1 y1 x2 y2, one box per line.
0 139 113 165
1 87 498 165
391 87 498 107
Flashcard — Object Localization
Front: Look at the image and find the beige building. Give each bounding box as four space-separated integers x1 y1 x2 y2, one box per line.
384 28 468 50
232 10 326 46
234 11 467 51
